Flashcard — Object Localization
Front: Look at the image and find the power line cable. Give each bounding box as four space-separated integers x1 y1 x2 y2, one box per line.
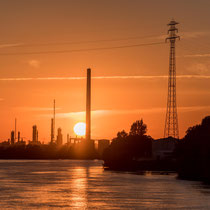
7 34 165 48
0 41 165 56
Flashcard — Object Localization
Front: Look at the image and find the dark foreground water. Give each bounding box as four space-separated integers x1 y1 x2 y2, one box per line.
0 160 210 209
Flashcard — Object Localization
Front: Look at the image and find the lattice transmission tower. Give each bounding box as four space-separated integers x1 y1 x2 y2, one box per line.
164 20 180 139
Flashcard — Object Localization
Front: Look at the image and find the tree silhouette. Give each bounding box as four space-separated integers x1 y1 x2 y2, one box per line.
103 119 152 170
176 115 210 181
117 130 128 139
129 119 147 136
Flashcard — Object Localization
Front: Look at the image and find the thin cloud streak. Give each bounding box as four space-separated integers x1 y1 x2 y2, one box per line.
180 31 210 39
157 31 210 40
50 105 210 119
1 75 210 81
28 60 40 68
0 31 206 50
0 43 23 49
182 53 210 58
15 107 61 111
0 31 202 51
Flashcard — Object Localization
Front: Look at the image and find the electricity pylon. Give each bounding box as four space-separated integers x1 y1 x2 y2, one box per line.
164 20 180 139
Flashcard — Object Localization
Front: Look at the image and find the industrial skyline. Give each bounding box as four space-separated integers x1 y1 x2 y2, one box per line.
6 68 93 144
0 0 210 141
1 24 208 142
0 1 209 209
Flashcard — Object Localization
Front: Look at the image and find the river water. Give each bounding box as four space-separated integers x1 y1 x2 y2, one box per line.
0 160 209 209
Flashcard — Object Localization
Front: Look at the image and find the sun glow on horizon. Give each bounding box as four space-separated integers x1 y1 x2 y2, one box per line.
74 122 86 136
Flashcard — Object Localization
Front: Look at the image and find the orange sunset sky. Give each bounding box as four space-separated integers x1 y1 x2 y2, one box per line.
0 0 210 142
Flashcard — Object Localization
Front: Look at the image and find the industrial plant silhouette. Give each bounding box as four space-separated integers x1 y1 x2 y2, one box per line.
0 20 210 182
5 20 180 145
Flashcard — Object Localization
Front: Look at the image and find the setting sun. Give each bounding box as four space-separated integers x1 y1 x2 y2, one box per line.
74 122 86 136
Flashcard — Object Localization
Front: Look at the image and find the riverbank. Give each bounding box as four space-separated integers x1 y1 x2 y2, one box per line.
103 159 210 183
103 159 177 172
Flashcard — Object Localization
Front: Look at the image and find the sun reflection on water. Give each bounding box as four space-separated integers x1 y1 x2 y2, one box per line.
0 160 209 209
69 167 88 209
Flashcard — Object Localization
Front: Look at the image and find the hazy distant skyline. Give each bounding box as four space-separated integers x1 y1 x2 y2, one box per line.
0 0 210 141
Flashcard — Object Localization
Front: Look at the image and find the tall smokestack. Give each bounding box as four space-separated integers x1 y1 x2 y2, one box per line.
51 118 54 143
50 99 56 143
15 118 17 142
86 68 91 141
53 99 55 142
18 131 20 142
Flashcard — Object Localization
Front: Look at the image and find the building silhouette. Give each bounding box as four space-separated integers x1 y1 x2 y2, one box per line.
18 131 20 142
152 137 178 160
56 127 63 146
67 133 70 144
98 139 110 156
32 125 38 143
11 131 15 144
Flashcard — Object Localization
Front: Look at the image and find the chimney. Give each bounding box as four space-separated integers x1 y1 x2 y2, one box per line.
86 68 91 141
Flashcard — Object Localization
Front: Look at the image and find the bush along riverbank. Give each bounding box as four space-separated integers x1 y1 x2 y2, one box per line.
103 117 210 182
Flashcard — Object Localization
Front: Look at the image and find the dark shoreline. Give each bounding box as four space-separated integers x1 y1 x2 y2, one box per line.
103 159 177 171
0 158 210 184
103 159 210 184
